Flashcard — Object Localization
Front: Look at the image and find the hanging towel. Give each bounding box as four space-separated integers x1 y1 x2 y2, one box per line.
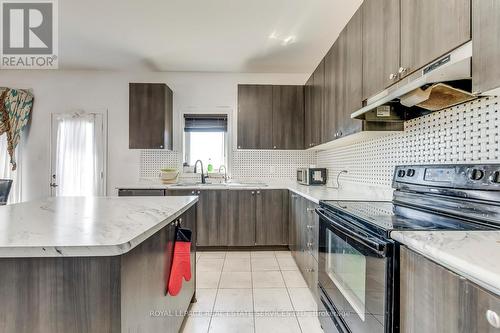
0 88 34 170
167 226 192 296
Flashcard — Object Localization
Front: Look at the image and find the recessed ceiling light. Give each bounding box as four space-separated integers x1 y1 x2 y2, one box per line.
282 36 296 46
269 32 296 46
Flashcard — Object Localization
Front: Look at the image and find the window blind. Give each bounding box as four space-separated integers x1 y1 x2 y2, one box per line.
184 114 228 132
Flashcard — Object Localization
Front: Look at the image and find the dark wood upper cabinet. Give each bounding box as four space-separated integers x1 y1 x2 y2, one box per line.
323 43 339 143
312 60 325 147
472 0 500 94
237 85 273 149
336 7 363 138
304 76 314 148
362 0 401 100
255 190 289 246
305 60 324 148
400 0 471 78
129 83 173 150
272 86 304 150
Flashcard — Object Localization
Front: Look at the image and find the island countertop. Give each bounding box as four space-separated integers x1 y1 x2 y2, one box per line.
0 196 198 258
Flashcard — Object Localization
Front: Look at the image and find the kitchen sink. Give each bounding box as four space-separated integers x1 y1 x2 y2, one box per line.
169 182 268 188
225 182 268 187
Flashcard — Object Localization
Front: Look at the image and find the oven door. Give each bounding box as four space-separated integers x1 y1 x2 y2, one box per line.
316 208 394 333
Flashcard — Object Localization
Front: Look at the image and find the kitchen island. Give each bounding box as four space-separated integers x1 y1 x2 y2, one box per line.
0 196 198 333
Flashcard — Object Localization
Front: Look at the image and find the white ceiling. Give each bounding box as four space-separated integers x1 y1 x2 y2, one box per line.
59 0 363 73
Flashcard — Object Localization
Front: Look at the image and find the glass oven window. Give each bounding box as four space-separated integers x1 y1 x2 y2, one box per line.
326 229 367 321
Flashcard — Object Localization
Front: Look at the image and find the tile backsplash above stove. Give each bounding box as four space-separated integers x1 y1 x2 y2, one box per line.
317 96 500 187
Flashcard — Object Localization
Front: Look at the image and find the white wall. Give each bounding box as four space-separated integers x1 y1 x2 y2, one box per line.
0 70 308 201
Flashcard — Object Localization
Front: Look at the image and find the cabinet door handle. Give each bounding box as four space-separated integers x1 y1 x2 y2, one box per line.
398 67 408 75
197 191 201 194
486 310 500 328
389 73 398 80
305 268 314 273
256 190 260 194
306 225 313 230
307 242 313 247
191 191 195 194
306 208 315 213
251 191 255 195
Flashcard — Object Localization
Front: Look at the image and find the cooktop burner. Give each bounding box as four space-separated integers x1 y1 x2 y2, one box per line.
320 164 500 236
319 200 496 237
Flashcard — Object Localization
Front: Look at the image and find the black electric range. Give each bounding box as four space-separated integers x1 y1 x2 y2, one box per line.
316 164 500 333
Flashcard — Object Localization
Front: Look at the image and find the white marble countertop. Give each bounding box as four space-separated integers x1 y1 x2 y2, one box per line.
0 196 198 258
391 230 500 296
117 179 394 203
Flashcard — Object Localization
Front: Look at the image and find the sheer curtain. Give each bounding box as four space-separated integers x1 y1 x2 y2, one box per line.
54 114 101 196
0 134 21 203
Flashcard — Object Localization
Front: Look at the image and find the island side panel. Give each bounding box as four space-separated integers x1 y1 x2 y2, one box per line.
121 204 197 333
0 256 121 333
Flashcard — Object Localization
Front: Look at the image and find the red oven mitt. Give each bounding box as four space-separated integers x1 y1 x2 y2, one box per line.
167 227 192 296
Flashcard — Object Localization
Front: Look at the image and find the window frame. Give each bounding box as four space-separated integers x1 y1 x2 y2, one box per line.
181 110 231 172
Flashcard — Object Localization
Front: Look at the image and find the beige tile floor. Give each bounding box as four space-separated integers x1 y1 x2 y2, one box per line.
181 250 324 333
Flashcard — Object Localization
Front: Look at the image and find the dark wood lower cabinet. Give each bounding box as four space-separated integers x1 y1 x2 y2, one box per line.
255 190 289 246
464 280 500 333
227 190 256 246
400 246 464 333
165 189 289 247
289 193 319 299
400 246 500 333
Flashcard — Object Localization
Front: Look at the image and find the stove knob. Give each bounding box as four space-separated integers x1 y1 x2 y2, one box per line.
407 169 415 177
490 171 500 184
469 169 485 181
398 170 406 178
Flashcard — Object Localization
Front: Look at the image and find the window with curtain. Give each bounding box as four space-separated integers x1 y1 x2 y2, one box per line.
51 113 105 196
0 134 21 203
183 114 228 171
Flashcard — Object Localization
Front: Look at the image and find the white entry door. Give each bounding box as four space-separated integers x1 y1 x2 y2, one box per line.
50 111 107 196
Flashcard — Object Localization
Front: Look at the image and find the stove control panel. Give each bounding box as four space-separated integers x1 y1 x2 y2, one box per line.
393 164 500 190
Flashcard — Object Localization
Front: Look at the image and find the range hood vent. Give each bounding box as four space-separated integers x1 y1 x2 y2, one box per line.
352 42 475 122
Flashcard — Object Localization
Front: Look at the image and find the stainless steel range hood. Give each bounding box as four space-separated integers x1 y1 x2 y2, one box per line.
352 42 474 121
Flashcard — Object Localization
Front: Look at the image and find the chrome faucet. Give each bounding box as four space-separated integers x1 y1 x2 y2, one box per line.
219 165 228 183
194 160 208 184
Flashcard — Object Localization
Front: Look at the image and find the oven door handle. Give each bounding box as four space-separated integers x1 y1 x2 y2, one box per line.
316 208 388 254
